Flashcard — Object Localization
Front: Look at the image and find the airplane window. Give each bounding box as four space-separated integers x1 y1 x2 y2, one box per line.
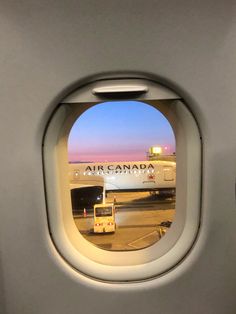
43 78 201 281
67 101 176 251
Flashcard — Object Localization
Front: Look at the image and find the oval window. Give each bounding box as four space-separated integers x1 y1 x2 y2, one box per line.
43 78 201 282
68 101 176 251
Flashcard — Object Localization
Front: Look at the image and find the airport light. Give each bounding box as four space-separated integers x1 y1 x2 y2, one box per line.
149 146 162 155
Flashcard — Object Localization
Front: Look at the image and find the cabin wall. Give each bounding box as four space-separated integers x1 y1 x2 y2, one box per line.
0 1 236 313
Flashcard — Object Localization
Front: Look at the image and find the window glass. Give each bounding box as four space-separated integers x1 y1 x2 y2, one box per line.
68 101 176 251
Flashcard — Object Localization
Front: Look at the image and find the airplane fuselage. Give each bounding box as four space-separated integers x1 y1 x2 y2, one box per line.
69 160 176 193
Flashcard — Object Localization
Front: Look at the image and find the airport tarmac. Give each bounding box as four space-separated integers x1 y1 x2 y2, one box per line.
73 192 175 251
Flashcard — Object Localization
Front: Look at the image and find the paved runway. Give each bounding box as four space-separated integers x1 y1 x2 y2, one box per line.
74 191 175 251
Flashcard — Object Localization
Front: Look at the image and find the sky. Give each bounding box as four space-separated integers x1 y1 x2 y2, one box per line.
68 101 175 163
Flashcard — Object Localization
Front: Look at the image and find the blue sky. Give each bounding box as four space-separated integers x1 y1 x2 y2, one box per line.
68 101 175 162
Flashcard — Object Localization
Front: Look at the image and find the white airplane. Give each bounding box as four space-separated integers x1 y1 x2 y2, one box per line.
69 160 176 195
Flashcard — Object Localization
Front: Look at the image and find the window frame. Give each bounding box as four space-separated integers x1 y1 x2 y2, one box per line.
43 78 201 282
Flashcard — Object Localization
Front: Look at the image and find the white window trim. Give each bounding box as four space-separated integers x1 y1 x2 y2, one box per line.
43 79 201 282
